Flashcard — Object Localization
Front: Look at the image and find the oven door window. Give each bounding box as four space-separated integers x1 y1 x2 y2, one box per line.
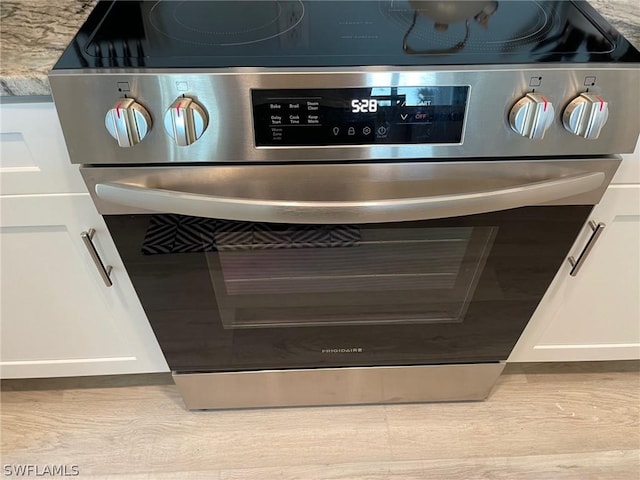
195 222 497 328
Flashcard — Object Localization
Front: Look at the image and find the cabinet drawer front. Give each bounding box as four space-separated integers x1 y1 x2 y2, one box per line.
0 102 86 194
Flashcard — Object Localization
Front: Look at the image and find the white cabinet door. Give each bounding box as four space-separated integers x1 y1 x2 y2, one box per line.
510 185 640 362
0 102 87 195
612 137 640 184
0 194 169 378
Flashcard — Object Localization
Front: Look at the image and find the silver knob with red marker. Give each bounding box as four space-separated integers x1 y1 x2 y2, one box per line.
105 98 152 148
163 97 208 147
509 93 555 140
563 93 609 140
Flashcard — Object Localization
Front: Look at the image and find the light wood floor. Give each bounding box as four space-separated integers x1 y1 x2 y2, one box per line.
1 362 639 479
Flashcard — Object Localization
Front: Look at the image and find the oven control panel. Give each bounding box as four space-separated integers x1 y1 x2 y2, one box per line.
252 87 469 146
49 67 640 163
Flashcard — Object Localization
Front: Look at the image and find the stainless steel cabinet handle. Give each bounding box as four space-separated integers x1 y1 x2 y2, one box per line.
568 220 605 277
80 228 113 287
95 172 604 224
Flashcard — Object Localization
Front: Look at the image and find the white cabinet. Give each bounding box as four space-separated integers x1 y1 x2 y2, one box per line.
0 102 168 378
510 184 640 362
0 102 86 194
0 194 168 378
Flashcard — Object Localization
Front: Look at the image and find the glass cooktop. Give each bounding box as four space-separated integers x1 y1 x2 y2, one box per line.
54 0 640 69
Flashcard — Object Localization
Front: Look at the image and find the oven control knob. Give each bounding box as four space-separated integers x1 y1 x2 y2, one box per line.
104 98 152 147
509 93 555 140
164 97 209 146
563 93 609 139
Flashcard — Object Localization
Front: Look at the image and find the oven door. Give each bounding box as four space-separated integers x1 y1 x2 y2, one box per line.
82 158 619 372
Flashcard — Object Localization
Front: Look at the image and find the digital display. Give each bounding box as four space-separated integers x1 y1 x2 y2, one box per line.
351 99 378 113
252 86 468 147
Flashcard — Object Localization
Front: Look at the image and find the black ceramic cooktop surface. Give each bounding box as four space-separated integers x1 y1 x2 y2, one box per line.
54 0 640 69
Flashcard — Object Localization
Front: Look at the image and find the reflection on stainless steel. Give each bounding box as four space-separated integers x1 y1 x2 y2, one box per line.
173 363 506 409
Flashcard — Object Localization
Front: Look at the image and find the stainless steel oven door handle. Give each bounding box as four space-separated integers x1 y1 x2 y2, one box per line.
95 172 604 224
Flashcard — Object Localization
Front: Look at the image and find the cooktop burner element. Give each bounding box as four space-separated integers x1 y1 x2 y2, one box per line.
54 0 638 69
148 0 305 47
383 1 556 53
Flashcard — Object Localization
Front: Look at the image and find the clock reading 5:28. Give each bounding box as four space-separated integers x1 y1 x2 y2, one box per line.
351 99 378 113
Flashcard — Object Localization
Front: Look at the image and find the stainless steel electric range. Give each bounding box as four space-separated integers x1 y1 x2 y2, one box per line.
49 0 639 409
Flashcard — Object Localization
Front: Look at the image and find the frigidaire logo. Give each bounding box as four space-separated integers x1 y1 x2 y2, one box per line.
3 464 79 477
321 348 363 353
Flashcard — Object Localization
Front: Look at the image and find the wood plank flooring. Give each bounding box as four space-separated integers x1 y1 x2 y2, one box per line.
1 362 639 479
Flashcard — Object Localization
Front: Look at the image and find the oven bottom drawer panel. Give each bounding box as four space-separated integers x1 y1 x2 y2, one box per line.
173 362 506 409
